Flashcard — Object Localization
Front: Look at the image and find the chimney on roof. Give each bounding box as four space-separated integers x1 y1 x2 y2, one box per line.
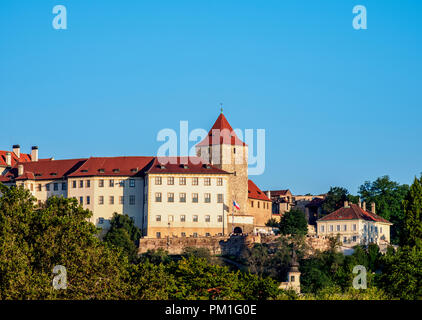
267 191 271 198
18 164 24 176
358 198 362 208
362 201 366 211
5 152 11 166
31 146 38 162
344 201 349 208
13 145 20 158
371 202 376 214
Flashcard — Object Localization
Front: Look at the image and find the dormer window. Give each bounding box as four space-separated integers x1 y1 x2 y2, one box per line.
35 173 42 177
81 169 88 173
130 168 138 173
98 169 105 173
113 169 120 173
50 173 57 176
159 165 166 169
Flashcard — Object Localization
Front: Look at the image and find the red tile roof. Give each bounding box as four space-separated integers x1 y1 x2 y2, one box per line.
318 203 391 224
197 113 247 147
248 179 271 201
68 156 155 177
4 159 87 181
0 150 32 167
147 157 229 174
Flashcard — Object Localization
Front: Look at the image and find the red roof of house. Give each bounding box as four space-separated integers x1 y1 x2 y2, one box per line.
147 157 229 174
68 156 155 177
0 150 32 167
5 159 87 181
197 113 247 147
248 179 271 201
318 203 391 224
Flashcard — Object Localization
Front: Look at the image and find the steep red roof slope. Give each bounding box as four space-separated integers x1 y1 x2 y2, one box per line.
268 189 291 196
248 179 271 201
319 203 391 224
0 150 32 167
5 159 87 181
68 156 155 177
197 113 247 147
147 157 229 174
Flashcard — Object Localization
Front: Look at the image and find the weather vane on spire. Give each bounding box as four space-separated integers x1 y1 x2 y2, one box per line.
220 103 223 113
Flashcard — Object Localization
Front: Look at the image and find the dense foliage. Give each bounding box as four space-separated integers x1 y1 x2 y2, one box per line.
359 176 410 244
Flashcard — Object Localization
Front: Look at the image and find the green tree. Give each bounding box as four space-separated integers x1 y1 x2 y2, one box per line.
401 176 422 248
0 185 130 299
103 213 142 262
279 209 308 236
358 175 410 244
378 246 422 299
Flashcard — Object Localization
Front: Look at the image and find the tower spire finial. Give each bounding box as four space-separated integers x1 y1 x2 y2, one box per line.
220 103 223 114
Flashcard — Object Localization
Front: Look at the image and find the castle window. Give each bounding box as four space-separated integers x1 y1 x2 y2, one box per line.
79 180 83 188
205 215 210 222
156 215 161 222
72 181 77 188
218 215 223 222
155 177 162 185
129 179 135 187
156 232 161 238
204 178 211 186
217 194 224 203
54 183 58 191
233 148 236 154
155 192 162 202
109 196 114 205
79 197 83 205
179 193 186 203
343 237 347 243
86 180 90 188
206 233 211 237
167 177 174 185
217 178 223 186
46 184 50 191
258 201 260 208
192 177 198 185
192 193 198 203
336 225 340 232
109 179 114 187
168 193 174 202
181 232 186 237
290 276 295 282
119 196 124 204
251 201 254 208
86 196 90 205
129 195 135 205
204 193 211 203
37 184 42 191
61 183 66 191
193 232 198 238
99 180 104 187
353 224 357 231
320 225 325 232
179 177 186 185
180 215 186 222
193 215 198 222
343 225 347 231
353 236 357 242
168 215 174 222
99 196 104 205
98 217 104 224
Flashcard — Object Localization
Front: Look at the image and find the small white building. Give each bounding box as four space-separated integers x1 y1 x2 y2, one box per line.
316 201 392 247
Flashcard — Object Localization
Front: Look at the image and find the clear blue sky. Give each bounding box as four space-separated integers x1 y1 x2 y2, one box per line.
1 0 421 195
